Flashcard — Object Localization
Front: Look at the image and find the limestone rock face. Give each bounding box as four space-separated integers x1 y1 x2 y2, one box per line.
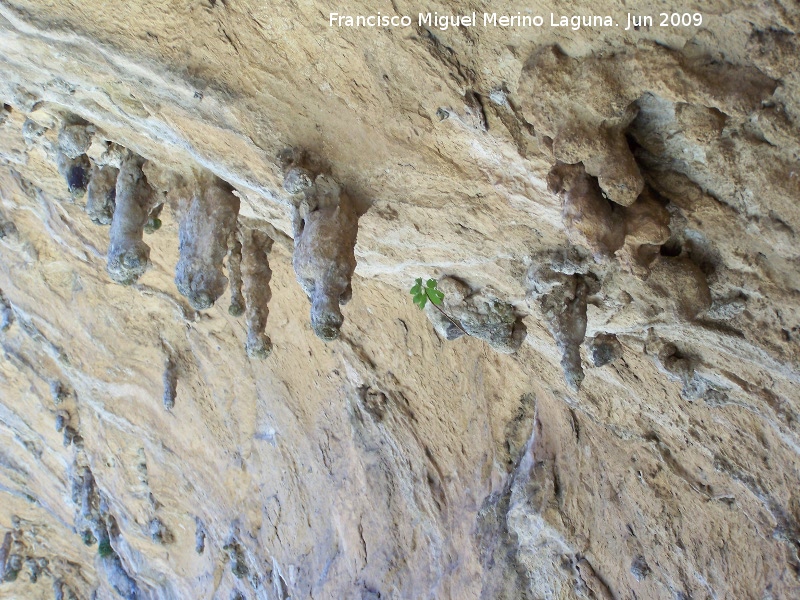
0 2 799 599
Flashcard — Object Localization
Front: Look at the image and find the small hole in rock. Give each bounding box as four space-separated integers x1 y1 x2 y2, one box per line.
660 240 682 257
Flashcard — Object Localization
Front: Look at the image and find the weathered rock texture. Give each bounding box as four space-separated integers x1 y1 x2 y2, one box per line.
0 1 799 599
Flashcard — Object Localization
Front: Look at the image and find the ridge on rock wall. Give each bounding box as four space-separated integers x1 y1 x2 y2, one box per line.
0 1 799 599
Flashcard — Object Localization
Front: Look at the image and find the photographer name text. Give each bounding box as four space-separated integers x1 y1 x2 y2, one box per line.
329 11 704 31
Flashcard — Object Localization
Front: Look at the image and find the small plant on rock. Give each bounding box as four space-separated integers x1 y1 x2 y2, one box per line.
410 278 467 335
97 539 113 558
410 278 443 309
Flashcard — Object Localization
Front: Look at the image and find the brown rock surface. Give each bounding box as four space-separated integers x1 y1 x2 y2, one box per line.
0 1 799 598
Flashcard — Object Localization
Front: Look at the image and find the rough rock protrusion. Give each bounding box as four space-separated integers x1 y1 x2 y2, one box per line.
74 466 101 547
0 523 28 584
554 118 645 207
227 227 244 317
617 189 671 275
240 227 274 358
54 410 69 432
423 276 527 354
86 139 126 169
573 556 614 600
646 336 727 401
223 538 249 579
283 150 358 341
102 547 140 600
0 210 17 240
0 531 13 581
547 157 671 277
175 174 240 310
107 153 160 285
54 580 79 600
194 518 206 555
548 162 625 260
72 463 139 599
630 555 652 581
528 263 591 389
55 124 93 197
85 165 118 225
644 257 712 320
21 118 49 149
162 355 178 410
148 518 173 545
549 161 672 274
0 288 12 330
57 124 92 159
50 381 68 405
54 409 80 446
587 334 623 367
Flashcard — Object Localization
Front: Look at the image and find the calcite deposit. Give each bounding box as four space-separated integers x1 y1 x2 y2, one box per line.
106 153 161 285
174 174 240 310
240 227 274 358
84 165 118 226
0 1 799 599
284 152 359 341
54 125 91 198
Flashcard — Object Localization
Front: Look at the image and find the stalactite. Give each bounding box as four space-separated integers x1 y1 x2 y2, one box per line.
106 153 160 285
162 356 178 410
0 288 12 330
175 174 240 310
55 124 93 197
528 263 592 390
283 150 358 341
227 226 244 317
240 227 273 358
85 164 118 225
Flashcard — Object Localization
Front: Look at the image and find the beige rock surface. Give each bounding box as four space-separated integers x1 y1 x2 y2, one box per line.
0 1 799 598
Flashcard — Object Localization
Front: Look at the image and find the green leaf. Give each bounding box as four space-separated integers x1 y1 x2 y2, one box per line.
428 288 444 305
413 293 428 309
426 278 438 290
97 539 113 558
410 278 422 296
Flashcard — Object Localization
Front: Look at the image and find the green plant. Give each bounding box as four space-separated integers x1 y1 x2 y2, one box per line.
410 278 443 309
410 278 467 335
97 539 113 558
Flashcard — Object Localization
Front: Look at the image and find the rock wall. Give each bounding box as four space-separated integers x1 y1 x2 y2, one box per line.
0 1 799 598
